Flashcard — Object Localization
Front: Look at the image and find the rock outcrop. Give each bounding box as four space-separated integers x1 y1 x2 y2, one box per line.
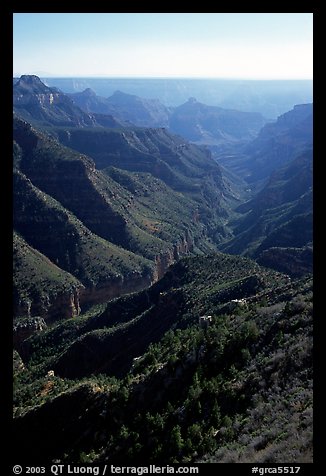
13 78 233 329
13 75 124 128
14 317 47 351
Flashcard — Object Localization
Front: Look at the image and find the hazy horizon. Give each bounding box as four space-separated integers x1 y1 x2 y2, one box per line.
13 13 313 80
14 75 314 81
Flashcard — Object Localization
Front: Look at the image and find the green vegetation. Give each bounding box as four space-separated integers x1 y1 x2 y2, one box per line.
13 231 82 319
49 125 232 242
257 245 313 277
13 169 153 306
16 253 288 379
13 254 312 463
13 115 234 321
12 79 313 465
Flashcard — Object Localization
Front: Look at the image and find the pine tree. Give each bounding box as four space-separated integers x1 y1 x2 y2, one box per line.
170 424 184 455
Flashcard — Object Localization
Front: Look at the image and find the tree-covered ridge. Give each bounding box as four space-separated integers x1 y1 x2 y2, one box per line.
15 253 288 378
13 253 312 463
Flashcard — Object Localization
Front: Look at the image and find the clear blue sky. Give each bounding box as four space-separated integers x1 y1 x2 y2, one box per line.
13 13 313 79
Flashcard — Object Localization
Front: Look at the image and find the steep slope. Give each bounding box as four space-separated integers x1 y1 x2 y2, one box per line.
20 252 287 379
49 125 234 244
13 231 83 321
13 76 233 233
13 253 312 464
14 116 228 253
221 149 313 268
217 103 313 185
237 149 313 214
52 125 233 223
13 75 124 129
13 116 233 321
69 89 170 128
13 76 244 232
13 168 154 316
